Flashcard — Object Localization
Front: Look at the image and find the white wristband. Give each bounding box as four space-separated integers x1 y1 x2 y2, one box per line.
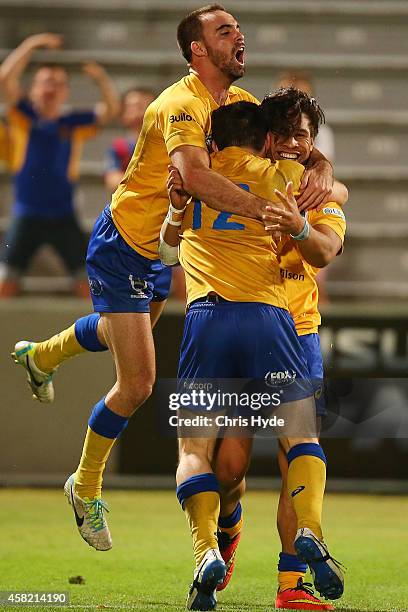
166 201 186 226
169 201 187 214
290 218 310 241
166 214 182 227
158 232 180 265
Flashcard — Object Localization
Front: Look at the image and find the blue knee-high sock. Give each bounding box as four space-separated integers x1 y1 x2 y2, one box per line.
75 313 107 352
88 398 129 438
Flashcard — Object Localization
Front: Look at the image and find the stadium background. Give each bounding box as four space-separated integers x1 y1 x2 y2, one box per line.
1 3 407 611
1 2 407 491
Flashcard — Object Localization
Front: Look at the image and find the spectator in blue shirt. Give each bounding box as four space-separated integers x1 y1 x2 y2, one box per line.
0 33 120 298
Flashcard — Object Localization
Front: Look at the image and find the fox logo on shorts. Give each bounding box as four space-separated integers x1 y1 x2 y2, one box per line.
264 369 297 388
129 274 148 299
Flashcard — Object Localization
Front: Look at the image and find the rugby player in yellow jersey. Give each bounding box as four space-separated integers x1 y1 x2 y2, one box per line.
263 89 346 610
12 5 338 553
207 90 346 611
160 101 344 610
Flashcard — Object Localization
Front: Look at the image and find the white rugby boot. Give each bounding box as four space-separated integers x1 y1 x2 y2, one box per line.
12 340 55 403
64 474 112 551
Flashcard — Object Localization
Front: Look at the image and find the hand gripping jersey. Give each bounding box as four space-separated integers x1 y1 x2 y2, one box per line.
278 204 346 335
110 73 258 259
179 146 304 308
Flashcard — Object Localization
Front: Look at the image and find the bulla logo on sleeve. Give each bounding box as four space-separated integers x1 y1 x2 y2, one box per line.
169 113 193 123
322 207 346 220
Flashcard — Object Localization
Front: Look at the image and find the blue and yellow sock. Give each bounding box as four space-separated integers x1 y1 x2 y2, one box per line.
177 473 220 567
75 398 129 499
218 502 243 539
287 443 327 540
34 313 107 373
278 552 307 592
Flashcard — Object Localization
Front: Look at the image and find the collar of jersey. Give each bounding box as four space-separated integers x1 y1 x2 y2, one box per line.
186 73 242 108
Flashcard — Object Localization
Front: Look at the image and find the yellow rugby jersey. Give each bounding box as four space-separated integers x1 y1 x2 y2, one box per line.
111 73 258 259
179 146 304 307
278 203 346 335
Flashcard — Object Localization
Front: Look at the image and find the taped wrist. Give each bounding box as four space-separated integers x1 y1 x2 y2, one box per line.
158 232 179 265
166 202 187 226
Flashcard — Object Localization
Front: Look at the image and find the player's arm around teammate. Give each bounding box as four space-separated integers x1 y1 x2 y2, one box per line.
264 180 342 267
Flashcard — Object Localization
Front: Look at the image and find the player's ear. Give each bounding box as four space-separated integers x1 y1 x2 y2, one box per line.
264 132 272 152
263 131 273 158
211 140 218 153
191 40 207 59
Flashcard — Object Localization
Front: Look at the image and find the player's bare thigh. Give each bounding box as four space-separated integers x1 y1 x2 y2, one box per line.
98 312 156 416
96 300 166 348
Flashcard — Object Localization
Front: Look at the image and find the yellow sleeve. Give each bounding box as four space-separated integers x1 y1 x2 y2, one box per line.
156 95 208 155
275 159 305 195
310 203 347 243
73 124 99 141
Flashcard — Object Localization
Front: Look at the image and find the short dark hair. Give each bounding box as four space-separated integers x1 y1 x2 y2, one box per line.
261 87 325 139
177 4 226 63
211 101 269 152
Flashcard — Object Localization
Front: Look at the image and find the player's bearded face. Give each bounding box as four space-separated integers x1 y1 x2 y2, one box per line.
204 39 246 80
200 12 245 81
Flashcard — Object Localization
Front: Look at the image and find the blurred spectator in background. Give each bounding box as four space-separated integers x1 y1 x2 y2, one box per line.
0 118 8 170
276 70 335 303
276 70 335 163
104 87 156 193
0 33 120 298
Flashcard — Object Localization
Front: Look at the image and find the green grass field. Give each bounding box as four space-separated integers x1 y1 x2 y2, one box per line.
0 489 407 611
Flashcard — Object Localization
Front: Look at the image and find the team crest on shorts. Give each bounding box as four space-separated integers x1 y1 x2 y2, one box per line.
89 277 103 296
129 274 148 299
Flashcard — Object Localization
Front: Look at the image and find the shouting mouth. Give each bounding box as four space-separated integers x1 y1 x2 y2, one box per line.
234 46 245 66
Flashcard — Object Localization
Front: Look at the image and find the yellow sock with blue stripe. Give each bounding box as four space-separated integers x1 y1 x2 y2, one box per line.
218 502 243 539
177 473 220 567
34 313 107 373
287 443 326 540
277 553 307 592
75 398 128 499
